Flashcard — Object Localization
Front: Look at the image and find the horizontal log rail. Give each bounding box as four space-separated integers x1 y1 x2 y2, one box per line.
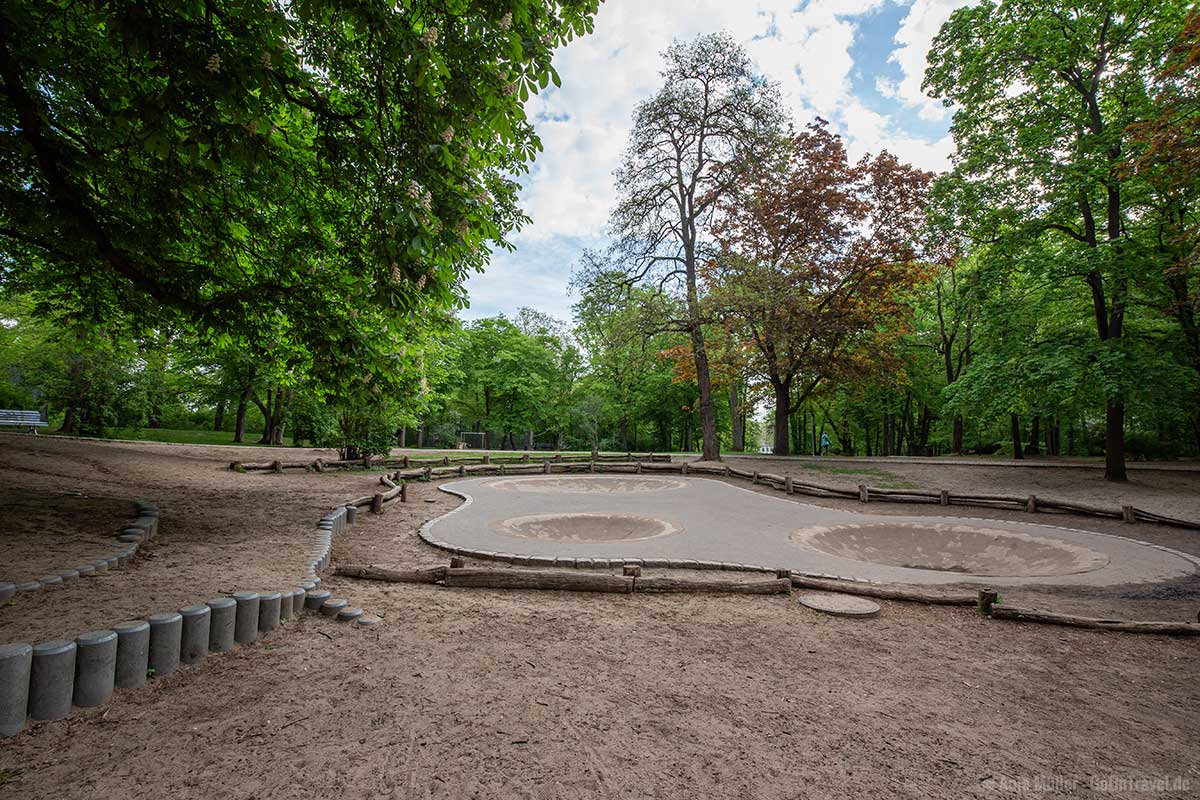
989 604 1200 636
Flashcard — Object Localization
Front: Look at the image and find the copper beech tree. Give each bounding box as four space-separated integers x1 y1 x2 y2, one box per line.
708 120 933 456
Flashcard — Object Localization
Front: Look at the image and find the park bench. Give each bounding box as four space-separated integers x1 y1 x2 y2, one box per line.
0 409 48 434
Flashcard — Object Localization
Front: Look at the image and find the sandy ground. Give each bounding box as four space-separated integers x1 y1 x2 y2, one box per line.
2 436 1200 798
725 455 1200 521
0 488 132 582
0 501 1197 799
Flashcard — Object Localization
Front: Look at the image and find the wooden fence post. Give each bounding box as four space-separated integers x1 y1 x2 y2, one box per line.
784 476 794 494
1121 505 1136 523
858 484 869 503
939 490 950 506
1026 495 1038 513
370 494 384 514
543 460 550 474
400 484 408 503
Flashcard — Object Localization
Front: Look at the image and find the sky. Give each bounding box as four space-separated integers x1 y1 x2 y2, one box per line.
461 0 970 322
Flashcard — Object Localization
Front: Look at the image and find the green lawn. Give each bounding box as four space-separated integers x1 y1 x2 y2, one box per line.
49 427 277 446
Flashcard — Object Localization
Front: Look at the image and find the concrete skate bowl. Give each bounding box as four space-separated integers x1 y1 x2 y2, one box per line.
486 476 685 494
791 522 1111 578
495 512 680 543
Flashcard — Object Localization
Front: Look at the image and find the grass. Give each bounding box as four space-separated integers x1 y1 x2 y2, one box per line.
48 427 279 447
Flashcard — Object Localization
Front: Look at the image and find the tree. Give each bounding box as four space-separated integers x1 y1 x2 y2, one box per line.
607 32 782 461
925 0 1193 480
0 0 600 394
709 121 932 455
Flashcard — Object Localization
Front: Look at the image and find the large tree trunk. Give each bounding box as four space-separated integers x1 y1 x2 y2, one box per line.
1010 414 1024 460
952 415 964 455
771 380 791 456
689 322 720 460
213 399 226 432
1105 400 1127 480
58 404 77 435
233 386 251 443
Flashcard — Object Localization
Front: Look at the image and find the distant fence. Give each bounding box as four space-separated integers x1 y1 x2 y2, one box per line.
228 451 672 473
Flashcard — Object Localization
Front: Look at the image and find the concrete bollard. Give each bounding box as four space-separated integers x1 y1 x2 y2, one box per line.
179 604 211 665
258 592 281 634
336 607 364 622
29 640 76 721
304 590 331 613
148 612 182 678
345 505 357 525
278 590 294 622
90 559 109 573
112 620 150 689
38 575 63 587
77 564 96 577
55 568 80 581
16 582 40 592
117 533 142 544
206 597 237 652
0 583 15 604
320 598 348 617
233 592 260 644
73 630 118 707
0 643 32 736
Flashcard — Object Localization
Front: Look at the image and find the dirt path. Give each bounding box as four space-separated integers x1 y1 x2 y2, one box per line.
2 518 1197 799
1 437 1199 799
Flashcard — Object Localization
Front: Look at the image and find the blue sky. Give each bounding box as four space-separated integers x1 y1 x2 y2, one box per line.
462 0 969 322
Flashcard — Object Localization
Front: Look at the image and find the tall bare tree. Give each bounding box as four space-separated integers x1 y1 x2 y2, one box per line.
607 32 782 461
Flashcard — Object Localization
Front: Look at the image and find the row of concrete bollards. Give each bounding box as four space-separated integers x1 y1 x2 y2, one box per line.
1 503 372 737
0 501 159 606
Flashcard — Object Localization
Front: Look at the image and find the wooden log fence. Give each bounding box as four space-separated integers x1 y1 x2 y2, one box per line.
988 604 1200 636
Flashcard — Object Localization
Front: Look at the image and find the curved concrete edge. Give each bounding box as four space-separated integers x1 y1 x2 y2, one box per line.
5 500 161 602
417 474 1200 589
0 502 374 738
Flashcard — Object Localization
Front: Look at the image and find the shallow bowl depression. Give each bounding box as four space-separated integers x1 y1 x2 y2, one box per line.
495 513 680 543
790 522 1110 577
486 476 685 494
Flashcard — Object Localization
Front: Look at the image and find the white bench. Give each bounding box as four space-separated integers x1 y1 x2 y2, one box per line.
0 409 48 434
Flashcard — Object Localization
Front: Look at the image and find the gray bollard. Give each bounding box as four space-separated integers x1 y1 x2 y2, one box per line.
76 564 96 577
16 582 40 592
320 598 348 617
356 616 381 627
148 612 182 677
258 592 281 634
73 630 117 707
179 604 211 665
206 597 237 652
112 620 150 689
91 559 109 573
38 575 63 587
29 640 76 721
345 505 357 524
0 583 15 604
233 592 260 644
0 643 32 736
337 607 364 622
117 533 142 544
278 590 295 622
291 588 307 617
55 569 80 581
304 590 331 613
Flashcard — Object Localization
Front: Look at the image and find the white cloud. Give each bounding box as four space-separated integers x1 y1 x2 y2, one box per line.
466 0 962 318
887 0 973 119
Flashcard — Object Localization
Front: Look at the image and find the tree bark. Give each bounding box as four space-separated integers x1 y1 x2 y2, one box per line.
233 385 251 443
952 414 964 455
213 399 226 432
771 380 791 456
1105 399 1127 480
1026 415 1040 456
1010 414 1024 460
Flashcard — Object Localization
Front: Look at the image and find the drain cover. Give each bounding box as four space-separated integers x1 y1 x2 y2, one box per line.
798 592 881 618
